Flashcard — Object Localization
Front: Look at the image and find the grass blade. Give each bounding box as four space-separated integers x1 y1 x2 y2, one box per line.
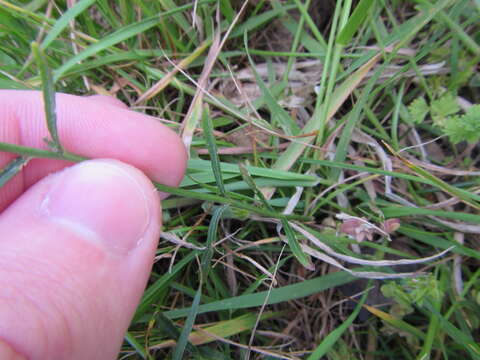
0 142 86 162
172 206 227 359
238 163 274 210
124 332 148 360
154 312 281 349
362 303 426 339
383 142 480 210
154 313 200 356
189 159 320 183
281 218 312 269
336 0 375 45
262 52 380 198
31 42 63 152
40 0 96 50
164 271 354 319
239 162 311 268
307 288 369 359
244 32 300 136
172 288 202 360
201 205 228 282
331 61 385 180
424 301 480 359
202 105 226 196
154 182 311 221
134 251 197 321
53 16 158 80
0 157 29 188
52 1 214 81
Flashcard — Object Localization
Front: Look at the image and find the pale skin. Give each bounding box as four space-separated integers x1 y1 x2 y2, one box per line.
0 91 188 359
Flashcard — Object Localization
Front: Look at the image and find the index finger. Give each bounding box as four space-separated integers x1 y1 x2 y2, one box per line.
0 90 187 211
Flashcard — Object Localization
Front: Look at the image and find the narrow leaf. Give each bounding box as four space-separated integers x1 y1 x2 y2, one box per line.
238 163 274 211
202 105 226 196
124 332 148 360
308 289 369 359
172 288 202 360
134 251 198 320
281 218 312 269
153 312 281 349
40 0 96 50
383 141 480 210
424 302 480 359
0 157 29 188
201 205 228 282
172 205 226 359
154 314 200 356
31 42 63 152
362 303 426 339
336 0 375 45
244 32 300 136
164 271 354 319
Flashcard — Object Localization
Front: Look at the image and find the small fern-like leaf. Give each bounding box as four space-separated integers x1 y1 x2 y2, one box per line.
444 105 480 144
431 93 460 126
408 97 429 124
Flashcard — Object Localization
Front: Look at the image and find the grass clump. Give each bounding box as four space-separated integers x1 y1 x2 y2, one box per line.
1 0 480 359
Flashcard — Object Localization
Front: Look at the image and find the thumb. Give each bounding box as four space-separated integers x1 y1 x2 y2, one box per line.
0 159 161 360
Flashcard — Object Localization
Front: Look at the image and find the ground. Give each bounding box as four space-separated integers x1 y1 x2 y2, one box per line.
0 0 479 359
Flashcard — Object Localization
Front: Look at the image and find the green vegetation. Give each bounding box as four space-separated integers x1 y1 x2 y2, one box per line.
1 0 479 358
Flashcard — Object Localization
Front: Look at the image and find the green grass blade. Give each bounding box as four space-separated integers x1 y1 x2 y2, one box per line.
124 332 148 360
434 9 480 56
158 0 196 43
52 1 214 81
362 303 426 340
164 271 355 319
244 32 300 136
424 301 480 359
0 157 29 188
201 206 227 282
31 42 63 152
53 16 158 81
230 4 297 38
173 206 226 360
40 0 96 50
238 163 274 211
202 105 226 196
384 142 480 210
281 217 312 269
331 60 386 180
172 288 202 360
188 159 320 183
134 251 198 321
336 0 375 45
155 313 200 356
238 162 311 268
154 312 282 349
154 182 311 221
0 142 86 162
382 206 480 224
219 0 234 22
307 288 369 359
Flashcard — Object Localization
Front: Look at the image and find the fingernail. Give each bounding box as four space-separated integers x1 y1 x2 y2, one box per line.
41 160 152 254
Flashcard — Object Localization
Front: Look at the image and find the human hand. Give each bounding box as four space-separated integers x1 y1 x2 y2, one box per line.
0 91 187 359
